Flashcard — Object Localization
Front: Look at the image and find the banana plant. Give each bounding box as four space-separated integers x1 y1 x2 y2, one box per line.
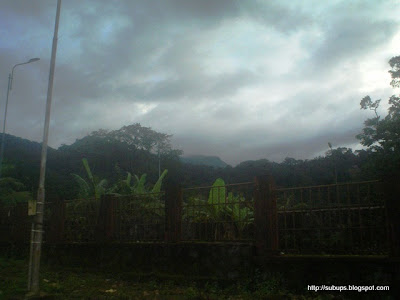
225 192 254 236
208 178 226 219
192 179 254 239
134 174 147 194
151 169 168 193
72 158 107 201
207 178 227 240
108 169 168 195
182 196 212 222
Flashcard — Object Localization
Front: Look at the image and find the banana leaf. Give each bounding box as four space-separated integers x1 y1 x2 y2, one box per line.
151 169 168 193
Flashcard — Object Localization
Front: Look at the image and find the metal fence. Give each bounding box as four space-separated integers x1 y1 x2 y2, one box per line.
114 192 165 242
1 178 395 256
276 180 387 254
0 202 30 244
62 197 99 242
42 192 166 243
182 182 255 242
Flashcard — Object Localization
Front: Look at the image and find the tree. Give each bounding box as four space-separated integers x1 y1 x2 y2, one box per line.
356 56 400 177
90 123 182 156
89 123 182 179
389 55 400 88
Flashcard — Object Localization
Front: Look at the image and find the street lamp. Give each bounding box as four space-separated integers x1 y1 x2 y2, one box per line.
0 57 40 178
28 0 61 294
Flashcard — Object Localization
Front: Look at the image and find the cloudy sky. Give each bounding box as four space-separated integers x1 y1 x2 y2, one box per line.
1 0 399 165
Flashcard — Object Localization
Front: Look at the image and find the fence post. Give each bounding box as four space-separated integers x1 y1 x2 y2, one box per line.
48 200 65 243
96 194 116 242
254 176 279 256
383 176 400 257
165 184 182 243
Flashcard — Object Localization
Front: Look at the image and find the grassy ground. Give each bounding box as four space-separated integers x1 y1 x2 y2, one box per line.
0 256 383 300
0 256 290 299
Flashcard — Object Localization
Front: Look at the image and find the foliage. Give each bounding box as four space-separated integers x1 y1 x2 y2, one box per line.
0 160 16 177
108 169 168 195
0 177 25 194
225 192 254 235
207 178 226 218
388 55 400 88
180 155 228 168
151 169 168 193
134 174 147 194
1 126 373 201
89 123 183 156
325 146 360 182
183 178 254 240
356 55 400 177
71 158 107 200
0 257 300 299
107 171 132 195
0 177 33 205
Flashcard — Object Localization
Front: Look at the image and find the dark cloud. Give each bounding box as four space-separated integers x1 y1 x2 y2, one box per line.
0 0 399 166
238 1 314 33
310 19 397 69
121 69 259 101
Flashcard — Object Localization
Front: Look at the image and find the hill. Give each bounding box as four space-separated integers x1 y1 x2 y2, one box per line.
180 155 229 168
0 133 375 200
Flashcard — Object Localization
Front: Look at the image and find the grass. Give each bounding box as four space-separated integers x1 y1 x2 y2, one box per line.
0 256 298 299
0 255 385 299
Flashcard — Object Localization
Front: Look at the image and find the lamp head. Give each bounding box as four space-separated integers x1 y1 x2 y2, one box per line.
28 58 40 63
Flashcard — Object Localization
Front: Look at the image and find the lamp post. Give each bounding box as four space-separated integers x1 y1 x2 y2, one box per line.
28 0 61 294
0 58 40 179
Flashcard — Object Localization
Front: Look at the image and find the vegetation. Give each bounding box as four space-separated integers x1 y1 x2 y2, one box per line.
0 177 33 206
180 155 228 168
356 55 400 178
71 158 107 201
0 133 370 203
108 169 169 195
1 256 334 299
182 178 254 240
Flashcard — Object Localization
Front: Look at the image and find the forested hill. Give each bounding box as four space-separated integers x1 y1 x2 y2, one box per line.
1 134 55 191
180 155 228 168
0 131 378 200
1 131 180 199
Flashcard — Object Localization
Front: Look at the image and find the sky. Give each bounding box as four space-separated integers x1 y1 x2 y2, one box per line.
1 0 399 166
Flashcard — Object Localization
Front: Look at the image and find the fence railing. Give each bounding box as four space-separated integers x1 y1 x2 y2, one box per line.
1 177 398 257
275 180 387 254
0 202 30 244
43 192 166 243
114 192 165 242
182 181 255 242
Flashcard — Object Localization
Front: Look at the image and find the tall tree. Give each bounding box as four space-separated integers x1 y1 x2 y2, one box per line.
356 55 400 177
90 123 182 156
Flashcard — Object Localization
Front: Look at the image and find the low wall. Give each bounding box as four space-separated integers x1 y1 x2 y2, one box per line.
43 242 254 280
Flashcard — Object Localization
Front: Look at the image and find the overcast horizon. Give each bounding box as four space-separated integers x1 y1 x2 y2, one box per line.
1 0 400 166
